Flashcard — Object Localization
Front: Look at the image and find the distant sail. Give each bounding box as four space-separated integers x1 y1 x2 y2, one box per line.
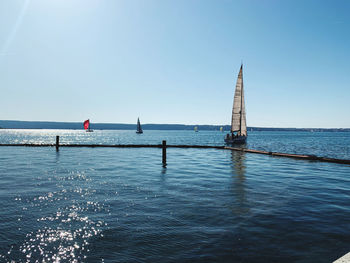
84 119 93 132
84 119 90 130
231 65 247 136
136 118 143 134
194 126 198 132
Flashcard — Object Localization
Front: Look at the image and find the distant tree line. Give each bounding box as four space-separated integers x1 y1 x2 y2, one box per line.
0 120 349 132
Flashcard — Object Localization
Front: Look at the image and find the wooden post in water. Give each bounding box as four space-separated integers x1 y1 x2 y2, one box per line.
162 140 167 167
56 136 59 151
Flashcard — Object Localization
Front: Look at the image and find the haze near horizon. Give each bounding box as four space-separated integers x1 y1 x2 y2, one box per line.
1 0 349 128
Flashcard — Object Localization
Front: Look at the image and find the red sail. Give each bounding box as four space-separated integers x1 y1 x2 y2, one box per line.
83 119 89 130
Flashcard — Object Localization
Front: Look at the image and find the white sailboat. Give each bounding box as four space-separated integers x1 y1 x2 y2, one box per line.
136 117 143 134
225 64 247 144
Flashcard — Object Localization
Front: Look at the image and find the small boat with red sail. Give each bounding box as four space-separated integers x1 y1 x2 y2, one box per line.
84 119 94 132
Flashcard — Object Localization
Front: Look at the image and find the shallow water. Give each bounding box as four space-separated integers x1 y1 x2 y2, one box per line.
0 130 350 262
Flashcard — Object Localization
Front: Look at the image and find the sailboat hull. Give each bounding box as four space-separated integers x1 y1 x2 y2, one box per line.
224 135 247 144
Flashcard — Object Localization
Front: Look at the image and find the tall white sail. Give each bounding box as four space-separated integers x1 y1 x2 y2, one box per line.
231 65 247 136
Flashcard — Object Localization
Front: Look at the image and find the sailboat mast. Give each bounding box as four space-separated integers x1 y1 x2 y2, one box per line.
231 90 234 133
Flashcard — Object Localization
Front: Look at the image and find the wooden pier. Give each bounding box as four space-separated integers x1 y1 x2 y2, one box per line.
0 139 350 165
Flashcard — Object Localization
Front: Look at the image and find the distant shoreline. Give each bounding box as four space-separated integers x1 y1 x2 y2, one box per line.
0 120 349 132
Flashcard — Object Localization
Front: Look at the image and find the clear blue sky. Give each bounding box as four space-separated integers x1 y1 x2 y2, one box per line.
1 0 349 128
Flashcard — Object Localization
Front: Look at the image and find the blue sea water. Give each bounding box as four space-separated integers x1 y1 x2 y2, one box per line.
0 129 350 262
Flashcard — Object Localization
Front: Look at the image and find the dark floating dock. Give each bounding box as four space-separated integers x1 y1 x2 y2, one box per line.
0 138 349 165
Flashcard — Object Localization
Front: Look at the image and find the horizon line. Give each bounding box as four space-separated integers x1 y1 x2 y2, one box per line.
0 119 349 130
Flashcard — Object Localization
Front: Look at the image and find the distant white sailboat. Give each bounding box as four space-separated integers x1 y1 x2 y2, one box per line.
194 126 198 132
136 118 143 134
225 64 247 144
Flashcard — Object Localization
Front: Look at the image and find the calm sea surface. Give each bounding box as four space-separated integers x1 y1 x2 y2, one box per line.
0 130 350 262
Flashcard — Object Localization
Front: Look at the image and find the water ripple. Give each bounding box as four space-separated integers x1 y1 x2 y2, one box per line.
0 133 350 262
